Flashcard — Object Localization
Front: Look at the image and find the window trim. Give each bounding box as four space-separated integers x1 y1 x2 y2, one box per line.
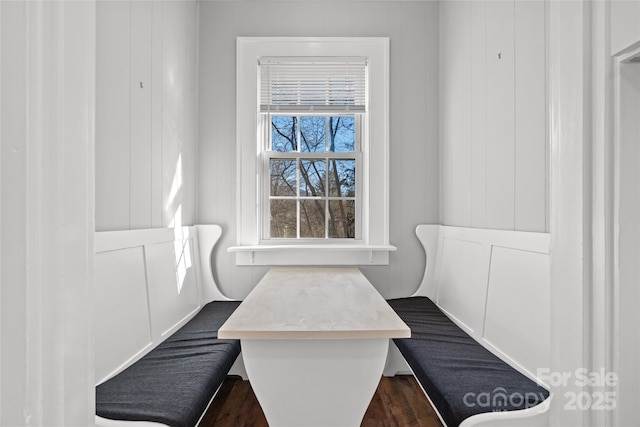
231 37 394 266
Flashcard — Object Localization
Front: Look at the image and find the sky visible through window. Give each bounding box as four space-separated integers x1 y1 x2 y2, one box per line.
269 115 357 239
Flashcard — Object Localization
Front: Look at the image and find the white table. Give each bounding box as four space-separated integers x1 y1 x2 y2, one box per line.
218 267 410 427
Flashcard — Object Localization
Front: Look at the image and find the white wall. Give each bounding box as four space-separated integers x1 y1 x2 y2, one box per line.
611 0 640 55
439 0 548 232
615 53 640 427
96 0 198 231
198 1 440 299
610 0 640 416
1 1 95 424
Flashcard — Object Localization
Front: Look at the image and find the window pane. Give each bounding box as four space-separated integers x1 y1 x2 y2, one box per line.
300 116 326 152
270 199 297 238
328 200 355 238
270 159 297 196
329 116 355 152
328 159 356 197
300 200 326 238
300 160 326 197
271 116 297 152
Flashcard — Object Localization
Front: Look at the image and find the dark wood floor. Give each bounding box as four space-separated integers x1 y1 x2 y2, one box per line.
201 375 444 427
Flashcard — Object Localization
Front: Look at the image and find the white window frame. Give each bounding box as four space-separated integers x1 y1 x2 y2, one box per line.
230 37 394 265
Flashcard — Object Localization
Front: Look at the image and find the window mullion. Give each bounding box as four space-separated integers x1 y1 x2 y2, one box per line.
296 157 301 239
355 151 363 240
263 115 271 240
325 158 329 239
296 115 301 153
325 117 330 239
296 116 301 239
264 113 361 241
267 151 355 159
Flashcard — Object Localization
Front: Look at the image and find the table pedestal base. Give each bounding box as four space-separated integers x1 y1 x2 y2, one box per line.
241 338 389 427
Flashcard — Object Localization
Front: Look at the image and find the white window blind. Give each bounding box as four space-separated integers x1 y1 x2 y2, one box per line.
259 57 367 113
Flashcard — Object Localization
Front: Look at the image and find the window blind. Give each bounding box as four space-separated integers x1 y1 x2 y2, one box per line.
259 57 367 113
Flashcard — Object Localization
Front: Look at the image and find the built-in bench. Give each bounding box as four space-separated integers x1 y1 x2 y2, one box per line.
94 225 245 427
384 225 552 427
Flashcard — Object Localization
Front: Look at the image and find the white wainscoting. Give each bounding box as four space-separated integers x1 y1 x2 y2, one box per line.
415 225 550 385
95 225 227 385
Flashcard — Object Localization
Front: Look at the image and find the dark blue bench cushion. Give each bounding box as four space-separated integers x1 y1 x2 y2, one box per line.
388 296 549 427
96 300 241 427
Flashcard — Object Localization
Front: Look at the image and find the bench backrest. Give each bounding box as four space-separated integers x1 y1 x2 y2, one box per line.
414 225 550 387
94 225 227 385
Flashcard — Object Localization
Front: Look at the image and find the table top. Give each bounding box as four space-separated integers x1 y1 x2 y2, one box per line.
218 267 410 340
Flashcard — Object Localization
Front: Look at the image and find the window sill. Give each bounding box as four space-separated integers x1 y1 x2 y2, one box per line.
227 244 396 266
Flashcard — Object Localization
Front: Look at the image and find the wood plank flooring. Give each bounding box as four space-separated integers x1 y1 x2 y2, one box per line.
201 375 444 427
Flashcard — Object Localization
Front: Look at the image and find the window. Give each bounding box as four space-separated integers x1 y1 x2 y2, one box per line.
232 38 393 265
266 114 361 240
259 56 366 241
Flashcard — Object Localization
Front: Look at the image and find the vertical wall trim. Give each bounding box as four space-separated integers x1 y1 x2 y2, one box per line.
548 0 592 425
1 3 29 423
194 0 201 224
151 0 163 228
512 0 517 231
590 2 615 426
0 0 3 413
1 1 96 424
441 0 546 232
129 1 133 230
545 0 550 233
154 1 162 227
613 46 640 427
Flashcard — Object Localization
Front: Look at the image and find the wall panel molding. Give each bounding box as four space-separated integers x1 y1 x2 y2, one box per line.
1 1 96 424
96 0 198 232
440 0 548 233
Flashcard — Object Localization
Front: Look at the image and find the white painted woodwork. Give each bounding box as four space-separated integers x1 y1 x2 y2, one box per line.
195 225 232 302
220 267 408 426
242 339 389 427
94 225 231 387
151 0 164 229
219 267 409 340
590 4 616 427
94 225 246 427
514 0 547 232
96 0 198 232
96 0 131 231
234 37 391 267
95 247 153 384
228 244 397 266
414 225 550 383
458 400 551 427
146 240 200 338
130 0 154 229
198 2 439 298
470 0 488 229
548 1 592 425
611 0 640 56
439 0 472 227
439 0 548 233
161 1 198 229
485 0 516 230
483 246 550 381
0 1 96 424
1 1 627 425
614 49 640 427
96 418 166 427
436 238 487 334
405 225 551 427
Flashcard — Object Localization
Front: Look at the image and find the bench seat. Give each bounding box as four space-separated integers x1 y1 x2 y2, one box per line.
388 296 549 427
96 300 241 427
